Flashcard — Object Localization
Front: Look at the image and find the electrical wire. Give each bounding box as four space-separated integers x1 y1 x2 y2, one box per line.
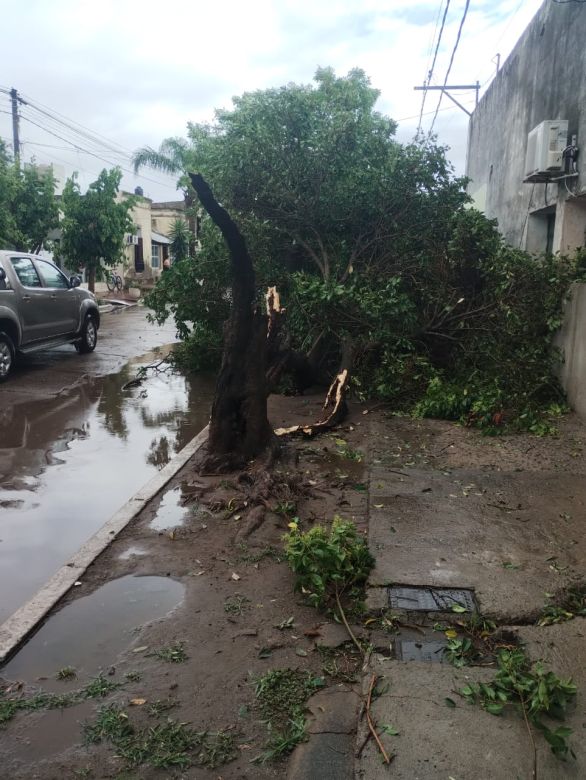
18 90 138 157
428 0 471 136
17 111 177 191
418 0 452 132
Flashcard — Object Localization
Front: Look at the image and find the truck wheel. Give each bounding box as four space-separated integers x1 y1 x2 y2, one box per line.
0 332 15 381
76 315 98 354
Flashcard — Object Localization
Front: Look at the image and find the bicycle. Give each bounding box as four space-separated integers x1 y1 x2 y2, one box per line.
105 272 123 292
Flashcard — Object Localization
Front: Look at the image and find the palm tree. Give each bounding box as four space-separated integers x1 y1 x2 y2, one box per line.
133 138 198 253
132 137 191 178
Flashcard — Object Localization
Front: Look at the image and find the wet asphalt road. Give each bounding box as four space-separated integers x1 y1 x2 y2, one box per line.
0 306 179 402
0 307 214 622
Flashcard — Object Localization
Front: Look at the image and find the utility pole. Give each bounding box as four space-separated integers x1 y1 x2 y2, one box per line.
10 87 20 166
414 82 480 117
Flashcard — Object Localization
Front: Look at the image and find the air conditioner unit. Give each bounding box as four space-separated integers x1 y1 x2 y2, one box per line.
126 234 139 245
524 120 568 181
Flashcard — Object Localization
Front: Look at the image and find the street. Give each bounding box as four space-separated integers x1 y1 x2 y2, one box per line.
0 307 213 621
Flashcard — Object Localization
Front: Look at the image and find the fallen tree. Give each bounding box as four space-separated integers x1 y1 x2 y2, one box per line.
138 69 585 435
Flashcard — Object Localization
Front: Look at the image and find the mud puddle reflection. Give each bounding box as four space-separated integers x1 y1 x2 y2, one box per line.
0 349 213 621
3 575 185 682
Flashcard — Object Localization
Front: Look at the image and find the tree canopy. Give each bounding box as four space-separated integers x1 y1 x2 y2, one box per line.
60 168 135 292
137 68 582 433
0 143 59 253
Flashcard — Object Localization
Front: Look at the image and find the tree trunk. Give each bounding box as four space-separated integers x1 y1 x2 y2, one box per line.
189 173 273 470
88 266 96 294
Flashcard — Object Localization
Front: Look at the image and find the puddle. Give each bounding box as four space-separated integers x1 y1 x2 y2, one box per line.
0 351 213 621
150 486 188 531
118 545 148 560
387 586 477 612
394 638 448 663
7 701 94 763
2 575 185 682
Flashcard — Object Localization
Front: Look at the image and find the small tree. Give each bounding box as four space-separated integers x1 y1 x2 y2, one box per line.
0 142 16 248
60 168 135 292
0 145 59 253
168 218 190 262
11 164 59 253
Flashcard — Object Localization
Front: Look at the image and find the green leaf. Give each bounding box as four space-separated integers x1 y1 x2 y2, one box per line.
380 724 400 736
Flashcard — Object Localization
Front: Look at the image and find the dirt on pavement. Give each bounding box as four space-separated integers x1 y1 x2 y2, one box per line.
0 393 585 779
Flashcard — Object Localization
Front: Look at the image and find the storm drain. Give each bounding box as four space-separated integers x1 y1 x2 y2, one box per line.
395 638 447 663
387 586 477 612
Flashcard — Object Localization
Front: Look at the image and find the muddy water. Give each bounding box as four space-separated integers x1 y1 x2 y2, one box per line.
3 575 185 682
0 349 213 621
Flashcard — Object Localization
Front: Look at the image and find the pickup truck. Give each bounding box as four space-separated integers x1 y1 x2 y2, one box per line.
0 251 100 381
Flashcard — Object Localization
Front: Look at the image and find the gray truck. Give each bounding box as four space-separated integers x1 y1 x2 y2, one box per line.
0 251 100 381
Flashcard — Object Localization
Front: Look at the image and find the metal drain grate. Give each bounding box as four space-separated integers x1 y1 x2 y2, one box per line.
387 586 477 612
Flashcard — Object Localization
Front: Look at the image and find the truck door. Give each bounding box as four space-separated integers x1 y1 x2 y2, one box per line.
9 257 47 344
34 259 78 336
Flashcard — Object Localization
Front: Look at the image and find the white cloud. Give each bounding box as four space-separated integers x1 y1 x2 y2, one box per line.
0 0 544 198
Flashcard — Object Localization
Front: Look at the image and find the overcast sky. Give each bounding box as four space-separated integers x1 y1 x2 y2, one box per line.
0 0 543 201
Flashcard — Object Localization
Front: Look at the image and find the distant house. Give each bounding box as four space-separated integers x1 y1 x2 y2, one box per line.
118 192 187 286
466 0 586 255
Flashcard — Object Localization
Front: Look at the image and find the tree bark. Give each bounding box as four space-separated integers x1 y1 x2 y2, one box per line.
189 173 273 469
88 266 96 294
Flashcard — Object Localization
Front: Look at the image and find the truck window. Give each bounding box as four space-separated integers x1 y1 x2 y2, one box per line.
36 260 70 289
10 257 42 288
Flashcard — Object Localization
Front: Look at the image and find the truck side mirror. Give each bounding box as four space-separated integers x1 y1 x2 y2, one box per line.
69 275 81 288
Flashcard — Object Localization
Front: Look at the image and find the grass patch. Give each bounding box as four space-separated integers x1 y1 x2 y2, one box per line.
253 668 325 762
56 666 77 681
224 595 251 616
148 699 178 718
84 703 237 770
0 675 123 727
150 642 188 663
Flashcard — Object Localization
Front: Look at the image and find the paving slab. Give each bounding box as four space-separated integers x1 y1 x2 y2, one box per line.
356 655 584 780
368 466 586 621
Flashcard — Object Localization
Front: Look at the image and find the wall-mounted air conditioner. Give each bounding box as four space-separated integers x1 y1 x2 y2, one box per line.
126 234 139 245
524 120 568 181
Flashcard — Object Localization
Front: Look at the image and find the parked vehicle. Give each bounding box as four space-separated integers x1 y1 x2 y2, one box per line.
0 251 100 381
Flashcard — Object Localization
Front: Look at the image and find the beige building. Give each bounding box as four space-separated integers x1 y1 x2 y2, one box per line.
117 192 186 287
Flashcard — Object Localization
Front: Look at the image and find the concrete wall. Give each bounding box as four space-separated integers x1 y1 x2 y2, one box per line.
466 0 586 251
556 283 586 418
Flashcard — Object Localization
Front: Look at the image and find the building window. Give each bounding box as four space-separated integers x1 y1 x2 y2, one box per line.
151 243 161 268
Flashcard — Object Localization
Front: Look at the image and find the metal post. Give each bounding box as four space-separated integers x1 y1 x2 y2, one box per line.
10 87 20 166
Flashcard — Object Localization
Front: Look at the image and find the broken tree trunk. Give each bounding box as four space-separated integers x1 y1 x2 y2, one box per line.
189 173 273 470
264 286 320 394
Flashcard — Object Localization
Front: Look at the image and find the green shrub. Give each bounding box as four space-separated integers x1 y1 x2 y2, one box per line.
284 517 374 608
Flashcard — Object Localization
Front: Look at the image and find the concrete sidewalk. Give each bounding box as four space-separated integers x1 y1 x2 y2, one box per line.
355 412 586 779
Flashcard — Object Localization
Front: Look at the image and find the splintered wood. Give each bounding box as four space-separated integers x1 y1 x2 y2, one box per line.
275 368 349 437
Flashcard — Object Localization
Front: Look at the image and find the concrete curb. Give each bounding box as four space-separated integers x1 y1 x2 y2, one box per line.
98 304 114 314
0 425 209 665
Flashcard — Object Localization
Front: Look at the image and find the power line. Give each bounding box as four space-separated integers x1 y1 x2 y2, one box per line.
17 111 177 190
18 91 138 158
429 0 472 135
418 0 452 132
